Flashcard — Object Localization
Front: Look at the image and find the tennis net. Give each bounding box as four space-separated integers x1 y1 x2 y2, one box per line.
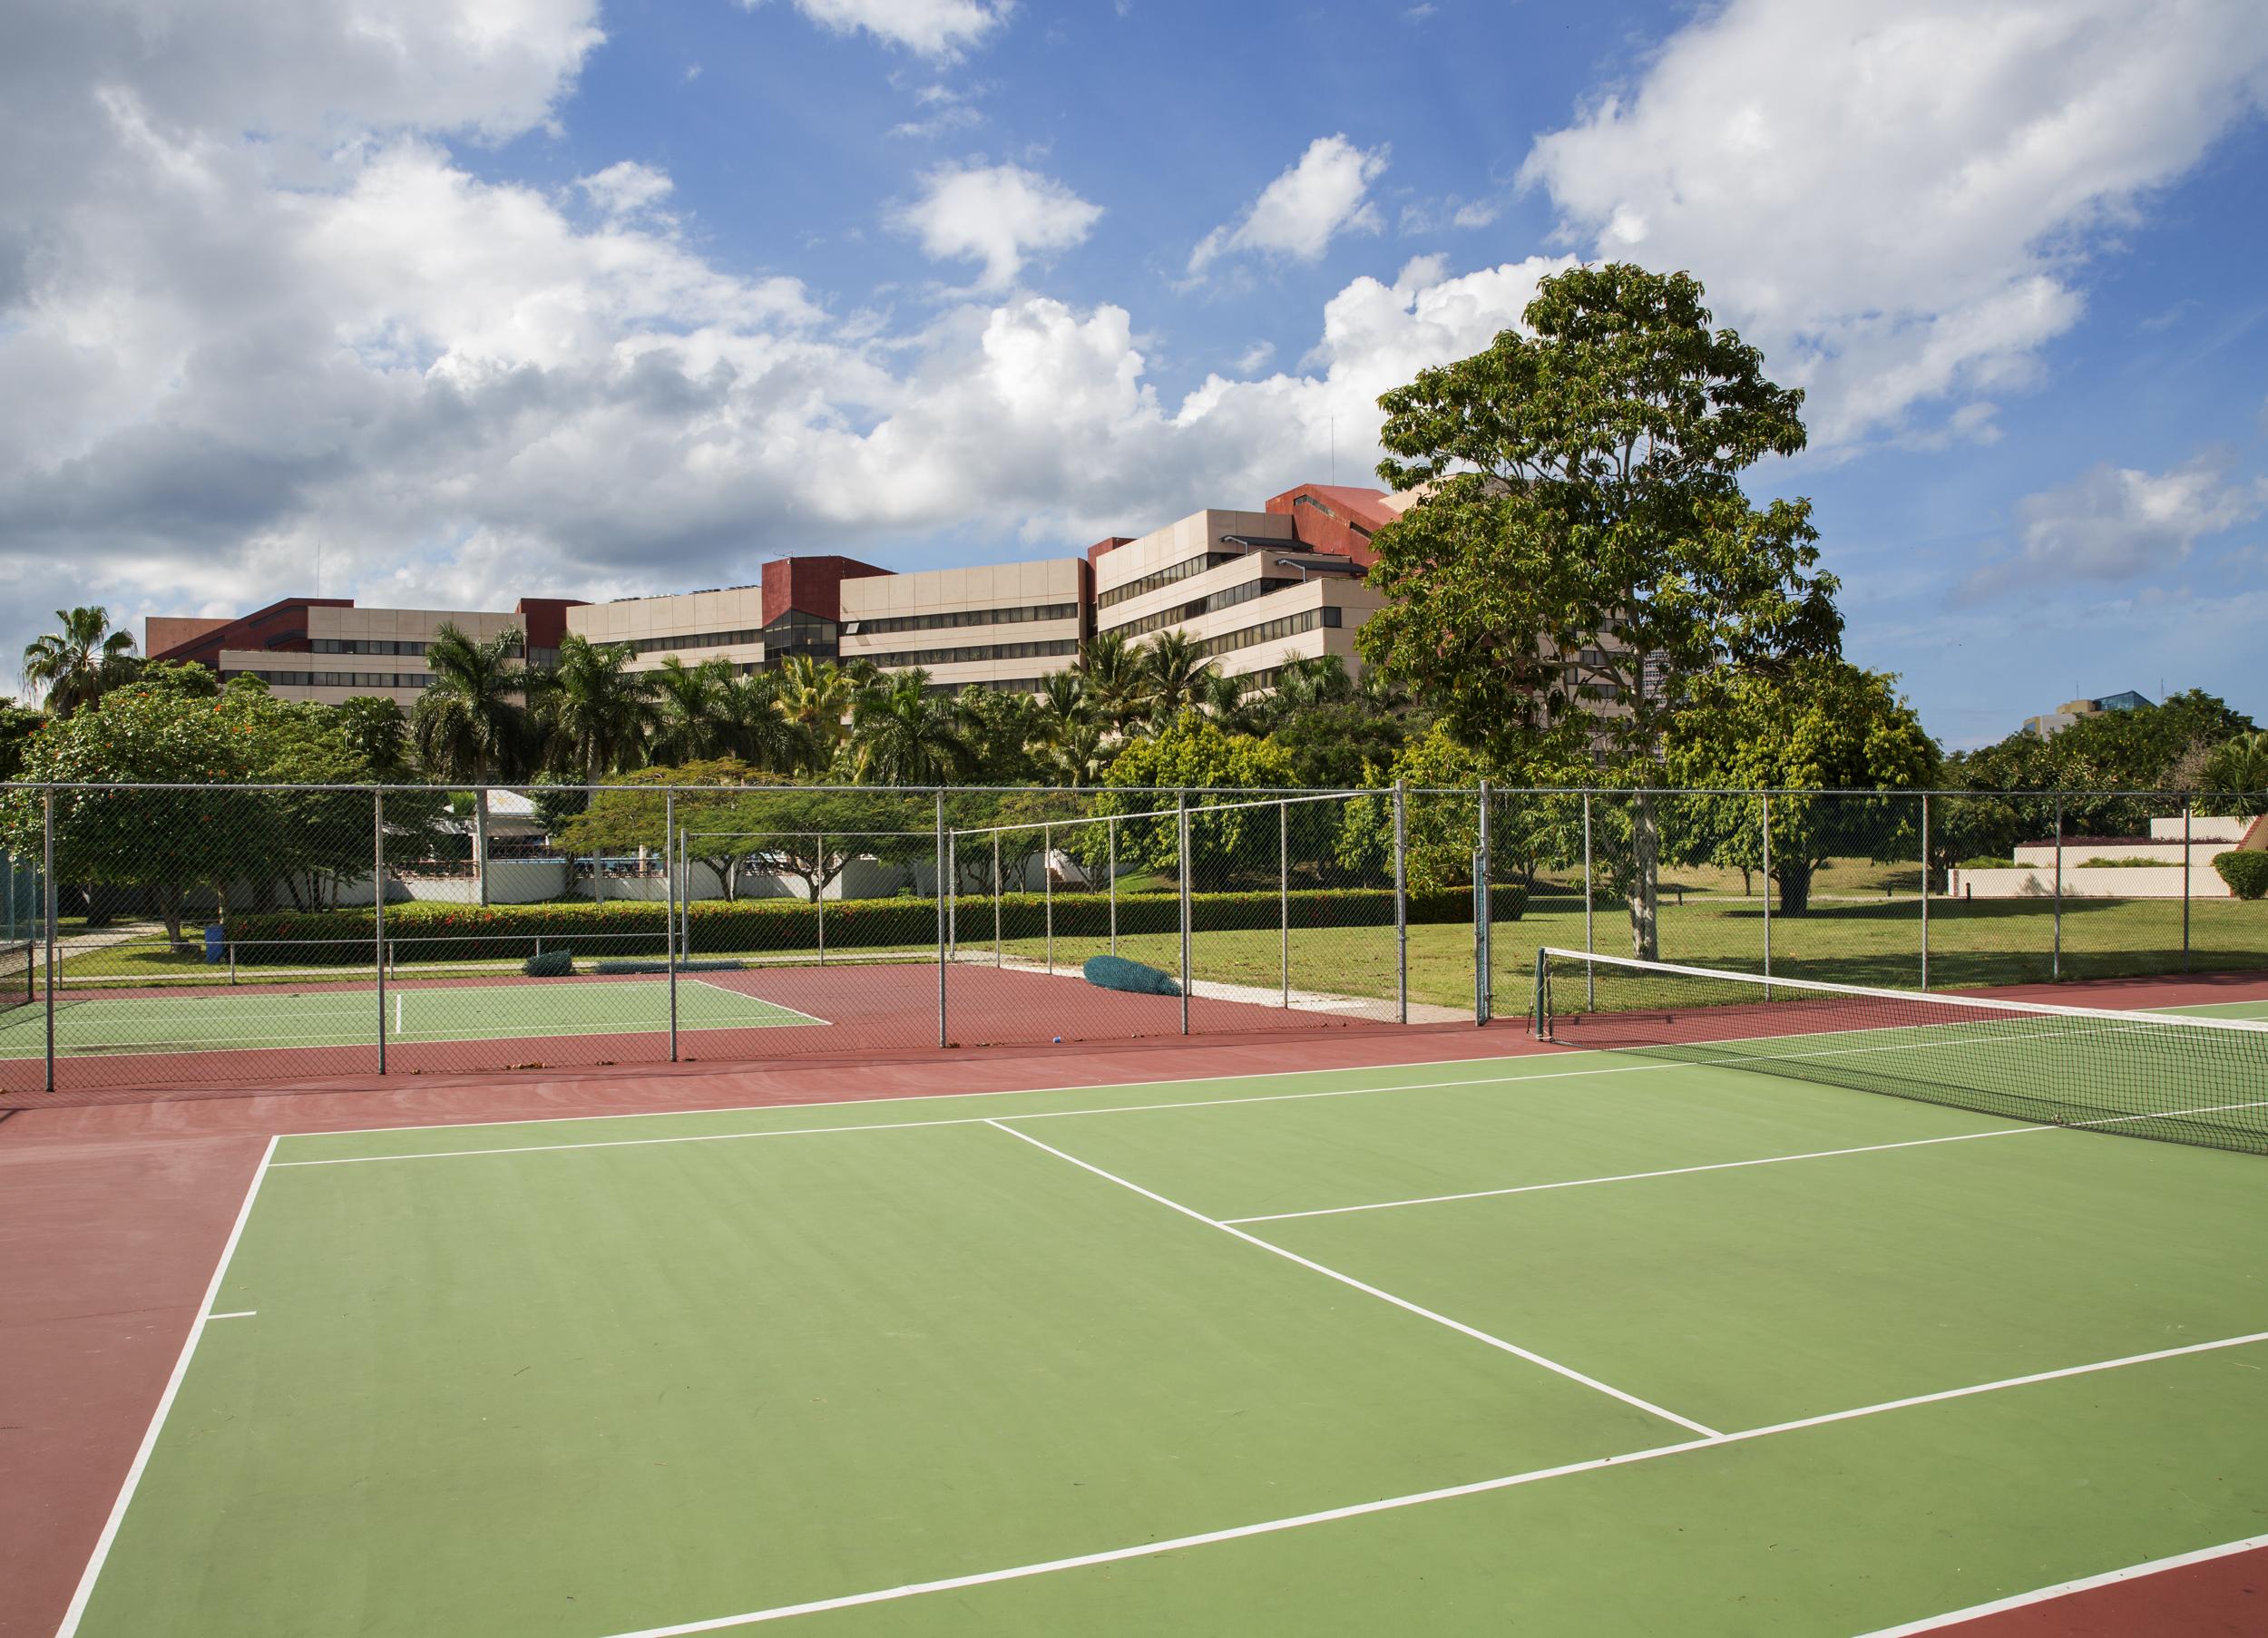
1531 948 2268 1156
1 941 32 1013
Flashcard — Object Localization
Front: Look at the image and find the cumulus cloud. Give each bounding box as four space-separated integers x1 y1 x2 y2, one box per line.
0 2 1571 677
1960 450 2265 601
1519 0 2268 445
1188 135 1390 277
754 0 1012 59
889 161 1102 290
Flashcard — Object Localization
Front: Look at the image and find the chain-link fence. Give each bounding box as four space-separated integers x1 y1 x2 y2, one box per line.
2 779 2263 1104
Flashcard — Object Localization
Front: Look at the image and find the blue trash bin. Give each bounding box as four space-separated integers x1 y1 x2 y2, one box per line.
204 924 225 964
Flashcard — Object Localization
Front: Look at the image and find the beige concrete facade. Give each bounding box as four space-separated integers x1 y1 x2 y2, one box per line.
217 606 531 707
568 585 770 676
839 559 1086 695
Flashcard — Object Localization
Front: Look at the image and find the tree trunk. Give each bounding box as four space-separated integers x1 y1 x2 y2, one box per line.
1626 792 1660 961
156 883 186 947
1776 857 1815 916
473 789 491 908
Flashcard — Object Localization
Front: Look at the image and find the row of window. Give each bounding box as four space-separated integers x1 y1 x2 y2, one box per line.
606 628 766 657
1100 573 1299 640
852 639 1080 669
1095 551 1248 609
223 668 433 690
309 638 528 658
1195 606 1340 660
921 677 1054 698
844 602 1078 637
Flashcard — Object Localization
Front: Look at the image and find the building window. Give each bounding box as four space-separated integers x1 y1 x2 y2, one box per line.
844 602 1078 637
1095 551 1250 609
1194 606 1339 660
854 639 1080 669
1100 573 1301 639
221 669 435 690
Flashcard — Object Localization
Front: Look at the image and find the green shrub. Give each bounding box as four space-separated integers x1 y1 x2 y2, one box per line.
2214 851 2268 901
222 883 1528 966
1956 856 2017 870
2077 857 2169 869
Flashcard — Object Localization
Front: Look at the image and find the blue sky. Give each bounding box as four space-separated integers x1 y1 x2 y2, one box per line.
2 0 2263 747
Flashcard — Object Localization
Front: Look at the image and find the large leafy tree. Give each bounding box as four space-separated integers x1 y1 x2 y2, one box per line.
538 635 660 780
22 607 141 718
1092 714 1297 884
2200 731 2268 817
0 698 44 783
1663 660 1939 913
1359 263 1843 957
849 671 973 785
411 622 535 905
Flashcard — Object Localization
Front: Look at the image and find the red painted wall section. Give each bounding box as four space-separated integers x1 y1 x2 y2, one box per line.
1267 483 1395 568
760 556 892 625
512 598 587 651
1085 536 1134 567
146 597 353 668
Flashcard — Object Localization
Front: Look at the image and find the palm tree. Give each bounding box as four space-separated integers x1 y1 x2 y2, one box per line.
648 656 727 765
2202 732 2268 817
1036 671 1092 746
22 607 139 717
849 670 973 785
1051 719 1107 787
1076 631 1145 734
1137 629 1215 726
775 655 864 766
534 635 659 781
1199 670 1246 721
413 623 534 905
715 668 809 774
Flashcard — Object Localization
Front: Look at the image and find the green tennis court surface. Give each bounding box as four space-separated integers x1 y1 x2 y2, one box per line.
62 1042 2268 1637
0 978 821 1058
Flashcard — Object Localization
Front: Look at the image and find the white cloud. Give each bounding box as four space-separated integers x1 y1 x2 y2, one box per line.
1960 450 2265 600
1519 0 2268 445
1188 135 1390 277
755 0 1012 59
889 161 1101 290
577 161 674 218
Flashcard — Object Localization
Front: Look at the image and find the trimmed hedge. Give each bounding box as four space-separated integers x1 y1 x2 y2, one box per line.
2215 851 2268 902
222 882 1526 966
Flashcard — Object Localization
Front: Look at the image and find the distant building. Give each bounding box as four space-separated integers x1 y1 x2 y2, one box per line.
145 597 585 708
2022 690 2154 738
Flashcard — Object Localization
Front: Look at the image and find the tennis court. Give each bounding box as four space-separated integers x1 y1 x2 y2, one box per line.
0 975 822 1058
51 955 2268 1638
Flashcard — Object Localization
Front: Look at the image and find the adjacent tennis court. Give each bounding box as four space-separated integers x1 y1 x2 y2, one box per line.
0 976 822 1058
54 959 2268 1638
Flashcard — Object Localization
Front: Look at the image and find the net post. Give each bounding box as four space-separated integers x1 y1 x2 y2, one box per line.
1279 796 1289 1009
1920 793 1931 990
816 832 826 967
1476 779 1492 1026
666 791 679 1062
1531 947 1549 1040
1108 814 1119 956
992 830 1002 968
1761 792 1773 999
43 785 56 1094
1393 779 1409 1026
1043 823 1054 975
2052 795 2063 980
374 788 386 1074
1178 792 1191 1037
934 790 948 1048
2183 799 2192 973
1581 794 1595 1011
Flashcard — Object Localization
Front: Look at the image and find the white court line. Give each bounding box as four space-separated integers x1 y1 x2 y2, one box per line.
983 1118 1724 1439
591 1329 2268 1637
205 1310 257 1320
1223 1096 2268 1225
265 1060 1704 1167
52 1135 278 1638
1851 1530 2268 1636
682 977 833 1029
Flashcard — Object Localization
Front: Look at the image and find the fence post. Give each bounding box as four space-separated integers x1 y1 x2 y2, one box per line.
2183 800 2193 972
935 791 948 1047
43 786 56 1095
992 831 1002 968
1043 823 1054 975
1108 814 1119 957
1581 794 1594 1011
374 789 387 1075
1761 792 1773 998
1393 779 1409 1026
1177 793 1191 1037
1279 797 1289 1009
1476 779 1492 1025
1920 793 1931 990
662 793 679 1060
816 832 826 967
2052 795 2063 980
